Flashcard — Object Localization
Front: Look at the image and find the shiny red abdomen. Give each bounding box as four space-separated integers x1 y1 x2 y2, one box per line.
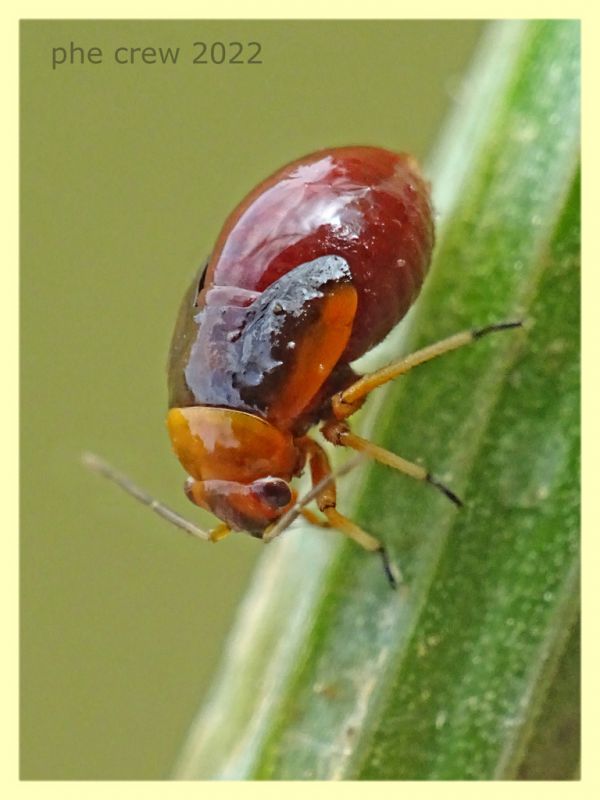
205 146 434 361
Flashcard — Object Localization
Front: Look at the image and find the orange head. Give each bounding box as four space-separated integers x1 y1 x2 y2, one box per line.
166 406 300 535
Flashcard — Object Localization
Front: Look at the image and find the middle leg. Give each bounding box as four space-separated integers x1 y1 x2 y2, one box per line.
322 421 463 507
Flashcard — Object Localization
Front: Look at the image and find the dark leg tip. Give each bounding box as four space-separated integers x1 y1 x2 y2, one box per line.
377 546 401 590
472 320 524 339
426 474 464 508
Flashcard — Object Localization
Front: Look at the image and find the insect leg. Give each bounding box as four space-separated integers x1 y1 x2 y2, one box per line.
298 438 399 589
331 321 523 420
209 523 232 542
322 422 462 507
300 508 331 528
262 454 364 543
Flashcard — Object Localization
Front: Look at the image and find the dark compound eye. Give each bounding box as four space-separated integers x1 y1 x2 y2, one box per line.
257 478 292 509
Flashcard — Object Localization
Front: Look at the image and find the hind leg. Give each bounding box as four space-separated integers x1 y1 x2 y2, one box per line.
331 321 522 420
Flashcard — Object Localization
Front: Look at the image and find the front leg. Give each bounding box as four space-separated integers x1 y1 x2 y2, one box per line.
296 437 399 588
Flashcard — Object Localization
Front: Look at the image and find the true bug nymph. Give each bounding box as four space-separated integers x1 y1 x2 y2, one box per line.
86 146 522 587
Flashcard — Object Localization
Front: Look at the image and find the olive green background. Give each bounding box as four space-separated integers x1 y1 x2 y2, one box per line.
21 19 484 780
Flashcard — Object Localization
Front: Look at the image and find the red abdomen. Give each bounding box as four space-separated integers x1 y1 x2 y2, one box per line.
205 146 433 361
168 147 434 430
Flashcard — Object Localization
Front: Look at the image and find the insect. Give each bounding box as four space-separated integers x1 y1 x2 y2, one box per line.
85 146 521 587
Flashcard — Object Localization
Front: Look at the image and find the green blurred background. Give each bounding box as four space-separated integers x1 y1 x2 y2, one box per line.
21 19 485 780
